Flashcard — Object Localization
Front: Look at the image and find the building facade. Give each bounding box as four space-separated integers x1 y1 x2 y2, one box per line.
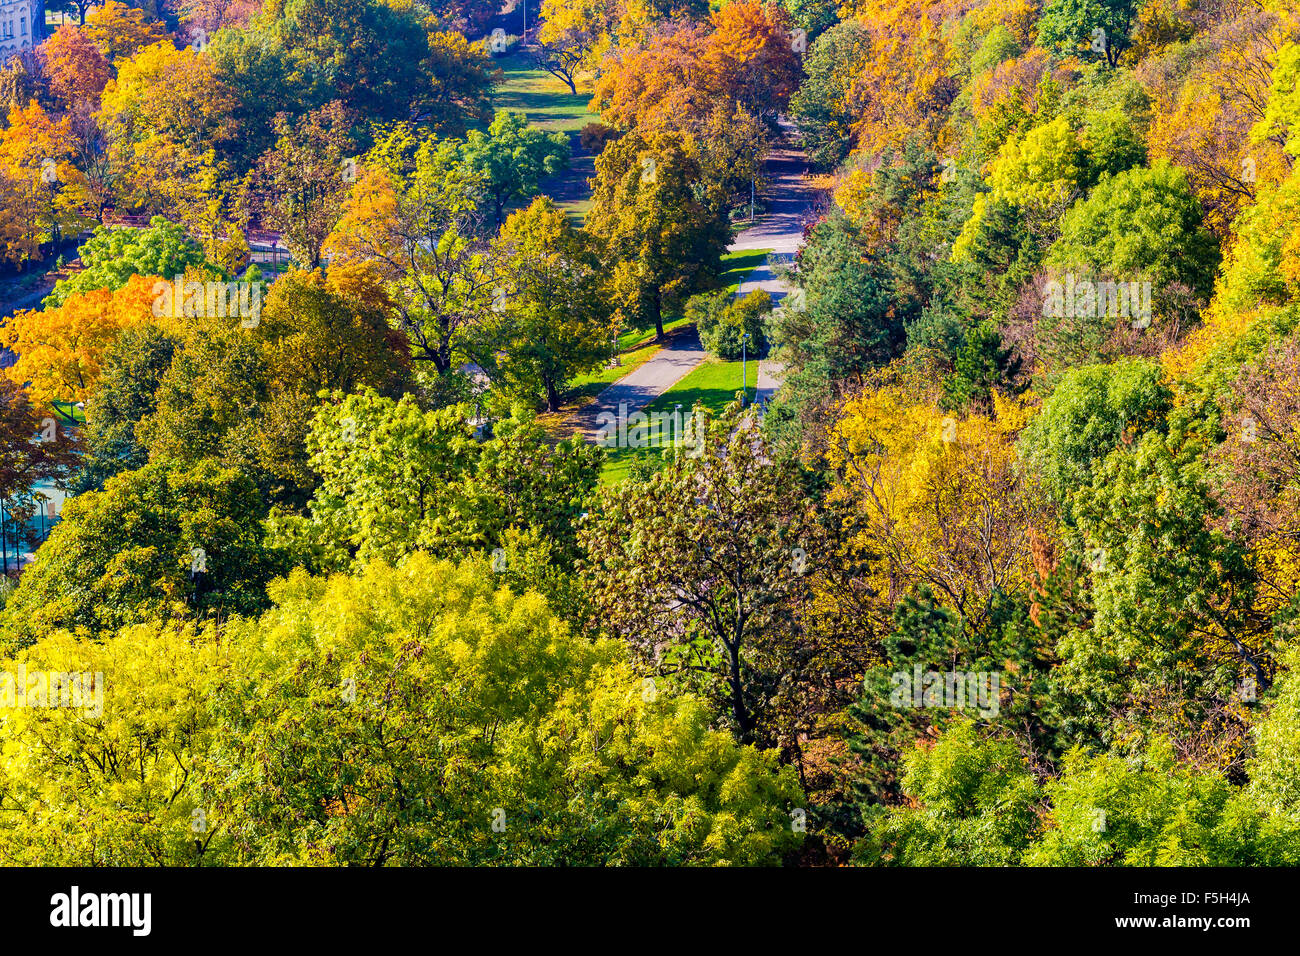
0 0 42 62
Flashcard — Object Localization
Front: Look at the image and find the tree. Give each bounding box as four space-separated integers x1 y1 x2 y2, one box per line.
1145 10 1294 238
1062 432 1276 760
420 29 497 136
0 101 94 267
285 391 601 570
789 21 872 171
1037 0 1140 68
1018 359 1171 514
1047 161 1221 300
534 28 591 94
38 24 112 109
0 620 230 865
96 42 241 225
196 553 804 865
585 129 728 339
255 266 409 398
766 209 903 428
458 111 570 226
323 133 495 383
829 378 1047 628
853 721 1042 865
82 1 170 62
0 274 158 410
591 3 801 132
489 197 611 411
580 407 835 745
0 461 287 647
270 0 434 126
941 319 1022 411
46 216 210 307
689 288 771 360
74 323 180 492
243 101 354 269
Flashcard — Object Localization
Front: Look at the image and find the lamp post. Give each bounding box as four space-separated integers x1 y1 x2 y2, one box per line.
741 332 750 408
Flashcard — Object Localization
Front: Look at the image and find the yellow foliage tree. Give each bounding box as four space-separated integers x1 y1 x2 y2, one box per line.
0 101 93 267
827 370 1045 627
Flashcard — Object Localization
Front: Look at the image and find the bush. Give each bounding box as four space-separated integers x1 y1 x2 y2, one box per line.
687 289 771 360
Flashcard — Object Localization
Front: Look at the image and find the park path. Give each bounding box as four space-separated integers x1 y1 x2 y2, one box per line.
568 122 821 438
732 119 820 408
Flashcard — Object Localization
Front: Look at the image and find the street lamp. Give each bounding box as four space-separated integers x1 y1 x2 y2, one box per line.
740 332 751 408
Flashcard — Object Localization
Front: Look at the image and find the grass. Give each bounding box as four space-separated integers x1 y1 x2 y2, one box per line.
599 355 760 484
488 52 599 224
717 248 772 296
489 52 595 135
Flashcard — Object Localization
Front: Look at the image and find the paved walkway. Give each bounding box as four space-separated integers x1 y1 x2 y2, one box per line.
570 324 704 438
569 124 820 438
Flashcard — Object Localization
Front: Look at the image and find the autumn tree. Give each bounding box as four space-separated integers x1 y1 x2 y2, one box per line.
38 24 112 109
195 553 803 865
82 1 171 61
243 101 355 269
0 101 94 266
580 407 838 746
585 128 728 339
0 274 158 410
489 197 611 411
323 131 496 389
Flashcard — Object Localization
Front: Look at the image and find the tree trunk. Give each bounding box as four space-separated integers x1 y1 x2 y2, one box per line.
726 638 753 743
544 375 561 413
652 287 664 341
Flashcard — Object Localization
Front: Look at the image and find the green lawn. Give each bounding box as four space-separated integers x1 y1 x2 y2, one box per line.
599 355 759 484
489 52 594 134
593 248 772 481
717 248 771 295
488 52 598 223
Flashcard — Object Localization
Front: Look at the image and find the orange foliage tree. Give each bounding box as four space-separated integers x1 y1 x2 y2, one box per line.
0 274 159 410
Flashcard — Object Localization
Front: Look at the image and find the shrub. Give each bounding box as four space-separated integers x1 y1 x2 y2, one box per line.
688 288 771 360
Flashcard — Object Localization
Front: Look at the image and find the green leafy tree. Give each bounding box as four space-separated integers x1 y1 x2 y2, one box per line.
0 461 287 648
1018 359 1171 514
688 288 771 360
197 553 805 865
854 721 1042 866
1061 432 1277 755
1037 0 1141 68
460 111 570 226
74 323 179 493
45 216 210 307
1047 160 1221 300
941 320 1022 411
285 391 600 570
488 197 611 411
767 209 903 430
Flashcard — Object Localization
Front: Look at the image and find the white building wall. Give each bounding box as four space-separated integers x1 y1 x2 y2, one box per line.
0 0 42 62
